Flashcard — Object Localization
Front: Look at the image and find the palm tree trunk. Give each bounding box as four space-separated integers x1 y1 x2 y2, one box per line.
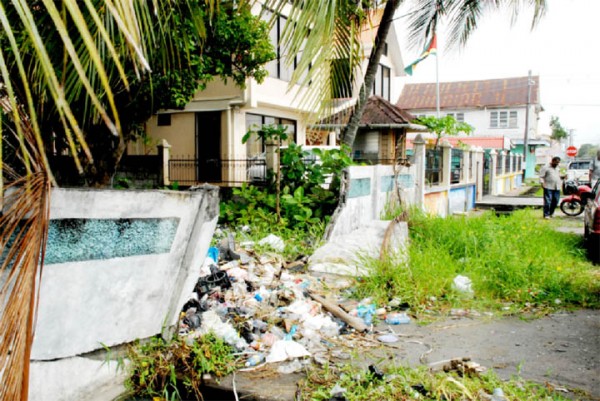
341 0 401 149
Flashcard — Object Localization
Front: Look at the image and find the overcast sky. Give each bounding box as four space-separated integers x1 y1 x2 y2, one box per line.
394 0 600 147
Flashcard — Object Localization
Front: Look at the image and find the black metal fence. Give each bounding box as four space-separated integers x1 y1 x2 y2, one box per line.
450 149 463 184
168 158 267 186
425 149 443 186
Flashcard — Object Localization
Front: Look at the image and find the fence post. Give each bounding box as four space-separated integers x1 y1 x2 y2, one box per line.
413 134 426 207
473 147 484 201
441 139 452 188
157 139 171 187
490 149 498 195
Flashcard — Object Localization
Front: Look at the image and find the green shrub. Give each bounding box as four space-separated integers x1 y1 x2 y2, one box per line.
124 334 239 400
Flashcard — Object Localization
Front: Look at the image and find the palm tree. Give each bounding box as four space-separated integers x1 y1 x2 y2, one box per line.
0 1 213 398
274 0 546 150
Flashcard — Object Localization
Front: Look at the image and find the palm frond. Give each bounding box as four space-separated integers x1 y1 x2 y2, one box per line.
0 94 51 401
272 0 373 122
406 0 546 50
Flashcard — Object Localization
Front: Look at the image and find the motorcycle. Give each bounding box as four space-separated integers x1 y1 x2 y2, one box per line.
560 180 592 216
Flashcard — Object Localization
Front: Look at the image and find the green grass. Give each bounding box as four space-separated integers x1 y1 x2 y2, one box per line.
298 362 584 400
354 209 600 315
122 334 241 400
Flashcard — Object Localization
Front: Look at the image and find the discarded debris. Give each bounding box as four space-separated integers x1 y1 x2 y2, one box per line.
442 357 486 377
452 275 474 295
307 292 368 333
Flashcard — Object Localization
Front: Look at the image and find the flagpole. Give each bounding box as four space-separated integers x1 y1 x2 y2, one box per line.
435 33 440 118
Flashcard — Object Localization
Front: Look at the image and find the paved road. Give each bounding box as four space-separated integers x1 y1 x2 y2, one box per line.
212 310 600 400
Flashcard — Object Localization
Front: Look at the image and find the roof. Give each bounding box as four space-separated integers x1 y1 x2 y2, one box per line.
315 96 420 129
397 76 540 110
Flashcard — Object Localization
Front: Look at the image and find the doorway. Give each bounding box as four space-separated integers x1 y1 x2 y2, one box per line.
196 111 221 182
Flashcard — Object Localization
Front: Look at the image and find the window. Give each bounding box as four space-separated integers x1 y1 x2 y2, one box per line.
264 12 298 82
245 113 297 156
371 65 391 101
157 114 171 126
490 110 518 128
446 112 465 123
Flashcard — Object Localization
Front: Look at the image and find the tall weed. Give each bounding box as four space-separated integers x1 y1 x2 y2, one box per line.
356 209 600 313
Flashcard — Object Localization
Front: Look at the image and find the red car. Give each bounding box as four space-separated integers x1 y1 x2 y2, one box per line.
583 180 600 264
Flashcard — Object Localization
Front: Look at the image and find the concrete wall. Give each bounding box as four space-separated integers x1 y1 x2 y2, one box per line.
326 164 416 240
29 186 219 400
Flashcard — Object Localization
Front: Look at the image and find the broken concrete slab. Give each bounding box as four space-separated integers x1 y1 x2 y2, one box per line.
309 220 408 276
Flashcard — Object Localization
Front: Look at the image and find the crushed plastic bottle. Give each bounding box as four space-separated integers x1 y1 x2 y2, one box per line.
385 312 410 325
245 353 265 367
357 304 376 325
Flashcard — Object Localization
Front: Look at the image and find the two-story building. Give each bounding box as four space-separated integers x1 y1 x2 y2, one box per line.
127 5 408 187
397 76 547 176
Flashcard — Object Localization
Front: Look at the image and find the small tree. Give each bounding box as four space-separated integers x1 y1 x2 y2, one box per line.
415 115 473 148
549 116 568 141
242 125 288 222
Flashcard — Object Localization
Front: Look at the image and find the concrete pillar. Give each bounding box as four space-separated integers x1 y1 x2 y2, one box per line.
498 150 506 176
441 139 452 187
473 147 485 200
413 134 426 207
490 149 498 196
157 139 171 187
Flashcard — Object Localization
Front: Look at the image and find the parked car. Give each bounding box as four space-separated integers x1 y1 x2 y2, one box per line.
583 179 600 264
566 159 591 185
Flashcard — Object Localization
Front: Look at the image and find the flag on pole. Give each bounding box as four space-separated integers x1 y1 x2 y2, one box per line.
404 35 437 76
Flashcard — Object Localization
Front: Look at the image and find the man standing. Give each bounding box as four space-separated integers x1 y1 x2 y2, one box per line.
589 149 600 188
539 156 562 219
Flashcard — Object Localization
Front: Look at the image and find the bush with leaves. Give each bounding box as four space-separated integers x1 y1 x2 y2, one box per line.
221 144 351 232
124 334 239 400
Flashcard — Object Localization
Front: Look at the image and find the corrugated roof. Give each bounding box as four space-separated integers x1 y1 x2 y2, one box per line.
397 76 540 110
320 96 416 126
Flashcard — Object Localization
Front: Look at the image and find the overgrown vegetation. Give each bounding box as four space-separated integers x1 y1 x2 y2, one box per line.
298 362 583 400
123 334 240 400
219 142 352 258
354 209 600 316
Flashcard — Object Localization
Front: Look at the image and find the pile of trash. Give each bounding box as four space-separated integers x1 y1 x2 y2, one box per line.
177 230 412 373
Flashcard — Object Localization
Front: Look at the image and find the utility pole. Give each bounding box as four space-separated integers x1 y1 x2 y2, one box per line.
523 70 532 178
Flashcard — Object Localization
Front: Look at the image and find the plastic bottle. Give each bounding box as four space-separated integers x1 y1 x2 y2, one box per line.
385 312 411 325
245 353 265 367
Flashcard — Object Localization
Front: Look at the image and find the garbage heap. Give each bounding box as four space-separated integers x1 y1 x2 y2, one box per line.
177 230 410 374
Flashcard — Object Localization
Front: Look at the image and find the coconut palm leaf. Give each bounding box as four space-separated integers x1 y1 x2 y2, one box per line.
0 1 214 399
263 0 374 121
0 94 51 401
406 0 546 50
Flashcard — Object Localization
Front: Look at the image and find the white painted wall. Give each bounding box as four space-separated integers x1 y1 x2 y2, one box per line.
326 164 416 240
29 187 218 401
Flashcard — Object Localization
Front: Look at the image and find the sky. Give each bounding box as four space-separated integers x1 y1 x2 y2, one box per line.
394 0 600 147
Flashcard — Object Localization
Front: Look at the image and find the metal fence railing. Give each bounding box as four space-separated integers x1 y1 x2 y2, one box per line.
168 158 267 186
425 149 443 186
451 149 463 184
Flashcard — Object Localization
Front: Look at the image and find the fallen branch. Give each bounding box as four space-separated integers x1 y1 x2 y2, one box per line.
307 291 368 333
